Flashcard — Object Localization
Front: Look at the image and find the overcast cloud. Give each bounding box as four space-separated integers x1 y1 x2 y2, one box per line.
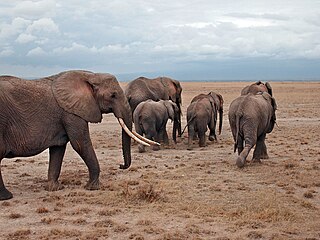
1 0 320 80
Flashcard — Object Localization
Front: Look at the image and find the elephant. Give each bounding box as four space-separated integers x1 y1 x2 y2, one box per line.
124 76 182 142
0 70 151 200
228 92 277 168
184 95 219 150
133 100 180 153
241 81 273 96
190 91 224 140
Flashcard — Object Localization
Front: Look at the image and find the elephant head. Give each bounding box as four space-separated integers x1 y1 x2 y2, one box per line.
52 70 136 169
160 77 183 138
241 81 273 96
162 100 181 143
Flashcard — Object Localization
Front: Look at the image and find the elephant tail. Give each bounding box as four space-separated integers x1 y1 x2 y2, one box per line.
181 114 196 136
234 114 241 153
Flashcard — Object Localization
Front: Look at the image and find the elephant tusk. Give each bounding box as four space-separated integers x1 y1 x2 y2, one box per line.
131 131 161 146
117 118 150 146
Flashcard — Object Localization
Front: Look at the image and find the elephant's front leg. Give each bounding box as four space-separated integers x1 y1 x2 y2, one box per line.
66 122 100 190
46 145 66 191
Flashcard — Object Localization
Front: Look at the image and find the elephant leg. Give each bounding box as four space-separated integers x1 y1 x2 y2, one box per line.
150 132 160 151
198 130 206 147
208 118 217 141
0 144 13 200
187 125 195 150
135 124 146 153
237 135 244 155
46 145 66 191
0 160 13 201
253 134 269 162
66 123 100 190
161 128 169 146
236 135 256 168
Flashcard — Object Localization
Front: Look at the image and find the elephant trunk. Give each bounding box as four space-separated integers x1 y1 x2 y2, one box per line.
219 108 223 135
176 103 182 138
113 102 132 169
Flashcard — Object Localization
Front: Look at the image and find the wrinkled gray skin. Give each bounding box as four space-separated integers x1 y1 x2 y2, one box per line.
133 100 179 153
186 96 218 150
228 92 277 168
0 70 132 200
241 81 273 96
125 77 182 142
191 91 224 140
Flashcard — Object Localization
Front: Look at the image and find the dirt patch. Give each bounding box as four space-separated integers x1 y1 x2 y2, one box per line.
1 82 320 239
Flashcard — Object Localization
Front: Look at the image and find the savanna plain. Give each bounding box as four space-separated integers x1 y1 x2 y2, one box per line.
0 81 320 240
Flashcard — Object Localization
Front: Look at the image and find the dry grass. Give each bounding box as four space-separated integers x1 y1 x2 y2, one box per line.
1 82 320 240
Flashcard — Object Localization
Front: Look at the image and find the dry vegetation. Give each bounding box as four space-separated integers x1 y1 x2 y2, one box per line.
0 82 320 239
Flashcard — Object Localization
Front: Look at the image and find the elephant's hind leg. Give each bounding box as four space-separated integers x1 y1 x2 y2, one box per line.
253 134 268 162
46 145 66 191
236 137 255 168
0 164 13 201
0 147 13 200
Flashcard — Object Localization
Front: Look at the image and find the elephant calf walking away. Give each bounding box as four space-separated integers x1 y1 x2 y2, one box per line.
133 100 180 153
0 70 152 201
228 92 277 168
184 91 223 150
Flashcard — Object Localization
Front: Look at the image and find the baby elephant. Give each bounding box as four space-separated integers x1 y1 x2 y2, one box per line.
133 100 180 152
185 93 222 150
228 92 277 168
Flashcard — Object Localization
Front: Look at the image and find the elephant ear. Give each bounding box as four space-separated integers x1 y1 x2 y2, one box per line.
265 82 273 96
164 78 182 105
163 100 175 121
52 71 102 123
262 92 277 111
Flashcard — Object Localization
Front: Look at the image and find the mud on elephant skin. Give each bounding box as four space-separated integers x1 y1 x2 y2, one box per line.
133 100 179 153
228 92 277 168
0 70 151 201
124 76 183 141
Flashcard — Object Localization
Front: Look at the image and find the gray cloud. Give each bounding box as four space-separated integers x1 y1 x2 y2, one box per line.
0 0 320 80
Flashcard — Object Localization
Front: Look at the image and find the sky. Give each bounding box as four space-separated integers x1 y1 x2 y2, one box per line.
0 0 320 81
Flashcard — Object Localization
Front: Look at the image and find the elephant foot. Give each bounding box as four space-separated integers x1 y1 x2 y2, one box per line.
46 181 64 192
138 145 146 153
152 145 160 151
236 156 245 168
252 158 262 164
199 142 206 148
0 187 13 201
209 135 217 142
261 154 269 159
85 179 100 190
187 145 193 151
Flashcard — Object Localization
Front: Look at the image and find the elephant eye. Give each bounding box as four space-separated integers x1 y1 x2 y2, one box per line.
111 92 117 98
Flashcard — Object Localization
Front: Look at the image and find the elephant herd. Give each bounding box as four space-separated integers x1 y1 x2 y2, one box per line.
0 70 277 200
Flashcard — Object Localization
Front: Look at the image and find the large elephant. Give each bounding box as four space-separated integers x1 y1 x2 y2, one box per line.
191 91 224 139
228 92 277 168
241 81 273 96
133 100 179 153
124 76 182 142
0 70 150 200
185 95 218 150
